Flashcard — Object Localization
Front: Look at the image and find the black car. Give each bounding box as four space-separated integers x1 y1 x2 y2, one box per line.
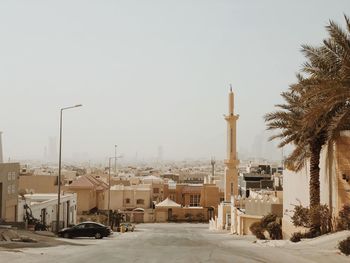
58 222 112 239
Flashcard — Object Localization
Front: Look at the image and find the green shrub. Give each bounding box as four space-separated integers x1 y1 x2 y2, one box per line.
291 204 331 236
337 205 350 231
267 222 282 240
261 214 277 229
249 221 266 240
290 232 302 243
339 236 350 256
291 205 310 228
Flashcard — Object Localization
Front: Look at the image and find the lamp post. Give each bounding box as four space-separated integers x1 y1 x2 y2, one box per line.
107 152 122 227
114 145 117 174
107 157 113 227
56 104 82 234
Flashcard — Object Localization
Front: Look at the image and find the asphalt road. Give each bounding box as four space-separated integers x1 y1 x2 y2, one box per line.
0 223 348 263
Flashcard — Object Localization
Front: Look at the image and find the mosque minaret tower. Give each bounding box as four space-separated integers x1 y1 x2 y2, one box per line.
224 86 239 201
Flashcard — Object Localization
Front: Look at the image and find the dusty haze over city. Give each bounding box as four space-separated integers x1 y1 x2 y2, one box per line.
1 1 349 163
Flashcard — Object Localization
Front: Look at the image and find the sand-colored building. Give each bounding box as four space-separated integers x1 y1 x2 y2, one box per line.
104 184 152 211
0 163 20 222
66 175 108 214
282 131 350 238
157 182 222 222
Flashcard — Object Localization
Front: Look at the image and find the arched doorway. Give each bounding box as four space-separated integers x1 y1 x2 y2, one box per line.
208 207 214 220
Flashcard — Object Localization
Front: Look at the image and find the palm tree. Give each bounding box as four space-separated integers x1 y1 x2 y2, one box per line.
265 83 326 235
266 15 350 235
300 15 350 141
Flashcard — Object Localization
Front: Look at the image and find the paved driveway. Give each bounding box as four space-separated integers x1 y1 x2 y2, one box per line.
0 223 348 263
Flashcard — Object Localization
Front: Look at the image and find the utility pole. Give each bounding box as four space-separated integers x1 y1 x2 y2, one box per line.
210 157 216 184
114 145 117 175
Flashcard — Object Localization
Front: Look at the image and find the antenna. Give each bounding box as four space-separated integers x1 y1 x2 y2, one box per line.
229 84 232 92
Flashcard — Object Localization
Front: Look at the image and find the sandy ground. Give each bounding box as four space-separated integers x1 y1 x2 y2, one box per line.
0 223 348 263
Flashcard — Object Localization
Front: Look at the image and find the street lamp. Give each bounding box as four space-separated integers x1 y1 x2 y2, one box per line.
56 104 82 234
114 145 117 174
107 152 122 227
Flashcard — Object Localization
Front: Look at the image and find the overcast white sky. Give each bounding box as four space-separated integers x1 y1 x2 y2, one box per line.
0 1 349 162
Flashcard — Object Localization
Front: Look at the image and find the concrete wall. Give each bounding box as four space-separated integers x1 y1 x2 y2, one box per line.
155 207 208 222
19 175 58 194
72 189 97 214
282 132 350 238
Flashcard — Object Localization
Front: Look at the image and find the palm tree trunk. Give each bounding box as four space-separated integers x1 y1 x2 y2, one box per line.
309 137 323 235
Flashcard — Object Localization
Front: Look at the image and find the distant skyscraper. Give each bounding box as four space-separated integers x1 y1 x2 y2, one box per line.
48 137 58 162
0 131 3 163
157 146 163 162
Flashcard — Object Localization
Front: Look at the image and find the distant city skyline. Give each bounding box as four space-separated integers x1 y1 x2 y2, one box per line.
0 1 349 162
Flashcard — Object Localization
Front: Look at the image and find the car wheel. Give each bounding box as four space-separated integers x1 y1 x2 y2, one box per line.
95 232 103 239
63 233 71 239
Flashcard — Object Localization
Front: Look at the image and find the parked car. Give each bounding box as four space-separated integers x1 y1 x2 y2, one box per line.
116 223 135 232
58 221 112 239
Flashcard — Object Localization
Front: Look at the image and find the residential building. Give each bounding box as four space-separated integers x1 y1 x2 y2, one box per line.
0 163 20 222
66 175 108 214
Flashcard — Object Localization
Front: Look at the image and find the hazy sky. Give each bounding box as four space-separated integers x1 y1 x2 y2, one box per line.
1 1 349 162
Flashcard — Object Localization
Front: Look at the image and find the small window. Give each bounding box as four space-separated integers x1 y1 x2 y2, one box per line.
153 188 159 194
125 198 130 204
190 194 200 207
7 185 11 194
7 172 12 181
12 172 16 181
11 185 16 194
136 199 144 205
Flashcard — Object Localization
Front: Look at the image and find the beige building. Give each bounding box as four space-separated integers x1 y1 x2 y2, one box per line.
105 184 152 211
157 182 222 222
66 175 108 214
0 163 20 222
282 131 350 238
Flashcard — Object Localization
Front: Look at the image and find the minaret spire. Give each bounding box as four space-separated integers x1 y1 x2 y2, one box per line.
224 87 239 201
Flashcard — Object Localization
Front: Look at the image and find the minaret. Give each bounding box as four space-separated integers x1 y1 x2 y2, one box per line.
224 86 239 201
0 131 3 163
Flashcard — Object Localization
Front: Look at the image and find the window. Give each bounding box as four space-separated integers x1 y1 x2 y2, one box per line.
11 184 16 194
153 188 159 194
190 194 200 207
125 198 130 204
230 183 233 195
7 185 11 194
7 172 12 181
136 199 144 205
12 172 16 181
